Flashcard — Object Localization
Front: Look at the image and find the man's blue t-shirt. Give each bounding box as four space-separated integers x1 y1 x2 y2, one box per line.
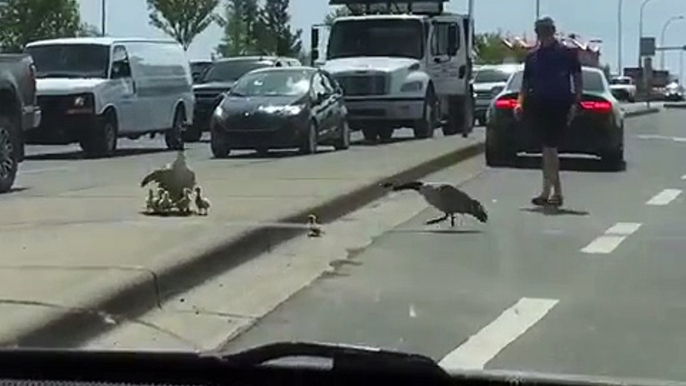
522 41 582 105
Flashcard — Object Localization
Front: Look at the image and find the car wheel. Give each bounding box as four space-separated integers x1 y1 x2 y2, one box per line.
333 118 351 150
362 127 378 142
378 127 393 142
299 121 318 155
165 107 185 150
485 130 515 167
210 131 230 158
413 89 437 139
81 111 117 158
601 147 625 171
0 116 19 194
183 123 203 142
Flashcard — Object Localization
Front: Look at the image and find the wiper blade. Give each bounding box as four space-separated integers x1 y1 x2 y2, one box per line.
213 341 450 378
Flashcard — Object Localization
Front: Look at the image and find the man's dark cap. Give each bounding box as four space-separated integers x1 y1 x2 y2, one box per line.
535 17 556 30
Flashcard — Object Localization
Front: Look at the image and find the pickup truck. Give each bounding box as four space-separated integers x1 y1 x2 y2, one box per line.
0 54 41 193
609 76 636 103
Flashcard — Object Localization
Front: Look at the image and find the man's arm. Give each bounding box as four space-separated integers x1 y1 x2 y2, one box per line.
570 50 583 103
518 56 532 106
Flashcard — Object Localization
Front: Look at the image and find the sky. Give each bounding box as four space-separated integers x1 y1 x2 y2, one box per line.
78 0 686 79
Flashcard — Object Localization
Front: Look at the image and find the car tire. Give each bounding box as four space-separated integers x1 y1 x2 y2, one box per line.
80 111 117 158
601 147 625 171
0 116 19 194
378 127 393 142
165 107 185 150
182 123 203 142
211 131 230 158
362 127 378 142
413 89 437 139
485 130 515 167
333 118 351 150
299 121 318 155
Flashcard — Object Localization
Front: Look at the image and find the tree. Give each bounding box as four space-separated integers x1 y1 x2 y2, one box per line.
147 0 220 51
474 32 528 65
261 0 302 57
78 22 101 37
216 0 268 57
0 0 81 52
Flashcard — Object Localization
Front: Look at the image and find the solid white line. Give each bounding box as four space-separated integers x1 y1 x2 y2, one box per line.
581 222 642 254
438 297 559 370
646 189 682 205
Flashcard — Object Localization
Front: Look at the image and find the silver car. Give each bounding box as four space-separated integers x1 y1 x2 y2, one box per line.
473 64 522 125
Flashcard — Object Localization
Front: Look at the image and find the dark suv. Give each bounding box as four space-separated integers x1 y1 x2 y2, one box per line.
184 56 302 142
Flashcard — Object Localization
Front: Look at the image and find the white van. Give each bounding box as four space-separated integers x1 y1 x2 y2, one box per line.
25 37 194 157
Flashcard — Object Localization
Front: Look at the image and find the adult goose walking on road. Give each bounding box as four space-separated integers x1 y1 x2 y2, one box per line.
383 181 488 227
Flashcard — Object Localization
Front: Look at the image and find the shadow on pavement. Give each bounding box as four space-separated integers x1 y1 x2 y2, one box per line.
26 148 169 161
520 206 590 216
352 136 415 147
391 228 483 234
508 155 626 172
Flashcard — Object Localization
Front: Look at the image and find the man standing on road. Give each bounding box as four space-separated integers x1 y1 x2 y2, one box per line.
514 17 582 208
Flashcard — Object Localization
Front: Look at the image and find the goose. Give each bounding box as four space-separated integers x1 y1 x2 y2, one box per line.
383 181 488 226
141 151 196 203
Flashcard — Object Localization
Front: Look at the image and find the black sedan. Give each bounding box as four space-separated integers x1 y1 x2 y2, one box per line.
485 66 625 170
210 67 350 157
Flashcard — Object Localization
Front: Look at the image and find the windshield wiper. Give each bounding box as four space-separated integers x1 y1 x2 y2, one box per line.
213 342 451 379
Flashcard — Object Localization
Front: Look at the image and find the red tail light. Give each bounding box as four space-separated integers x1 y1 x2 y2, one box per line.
580 100 612 113
494 97 519 109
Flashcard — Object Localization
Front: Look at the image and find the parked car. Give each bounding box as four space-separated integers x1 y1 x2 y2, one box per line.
486 66 625 170
0 54 41 193
609 76 636 102
187 56 302 142
473 64 522 126
210 66 350 158
25 37 194 158
663 82 684 101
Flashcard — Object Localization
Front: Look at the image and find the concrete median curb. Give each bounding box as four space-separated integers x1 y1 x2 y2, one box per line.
624 107 661 117
663 102 686 109
14 139 485 347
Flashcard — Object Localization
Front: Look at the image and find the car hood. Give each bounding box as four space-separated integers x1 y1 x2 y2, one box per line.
323 57 419 74
474 82 508 92
36 78 107 95
194 81 236 92
219 94 307 115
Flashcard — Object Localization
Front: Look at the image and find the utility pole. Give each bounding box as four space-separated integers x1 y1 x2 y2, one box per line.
101 0 106 36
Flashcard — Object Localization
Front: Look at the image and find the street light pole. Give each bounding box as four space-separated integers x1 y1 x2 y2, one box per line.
618 0 624 75
535 0 540 20
660 15 684 69
638 0 657 67
101 0 106 36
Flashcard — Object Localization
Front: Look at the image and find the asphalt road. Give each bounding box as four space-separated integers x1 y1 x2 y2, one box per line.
218 109 686 382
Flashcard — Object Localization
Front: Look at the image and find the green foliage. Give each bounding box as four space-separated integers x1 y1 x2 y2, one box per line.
0 0 81 52
216 0 302 58
475 32 528 65
146 0 220 51
78 22 101 37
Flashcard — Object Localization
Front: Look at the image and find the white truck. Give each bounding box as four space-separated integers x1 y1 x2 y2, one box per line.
311 0 475 141
609 76 636 103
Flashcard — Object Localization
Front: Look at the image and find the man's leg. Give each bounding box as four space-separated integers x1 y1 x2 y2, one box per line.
544 146 561 197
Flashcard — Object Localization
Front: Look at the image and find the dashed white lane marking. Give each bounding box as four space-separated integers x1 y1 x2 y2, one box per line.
438 297 559 370
646 189 682 205
580 222 642 254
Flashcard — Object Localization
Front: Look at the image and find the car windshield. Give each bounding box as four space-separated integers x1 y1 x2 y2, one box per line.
506 69 607 93
26 44 110 79
327 19 424 60
229 69 311 96
202 60 275 82
475 69 516 83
